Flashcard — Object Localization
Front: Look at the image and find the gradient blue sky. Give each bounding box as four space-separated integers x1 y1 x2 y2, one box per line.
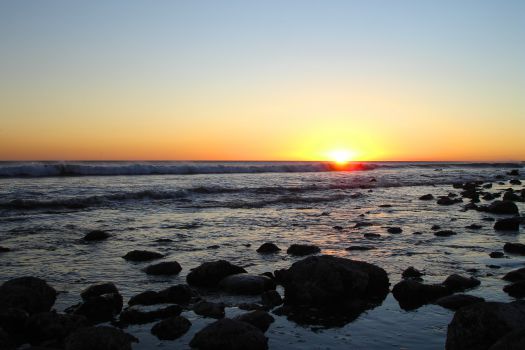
1 0 524 160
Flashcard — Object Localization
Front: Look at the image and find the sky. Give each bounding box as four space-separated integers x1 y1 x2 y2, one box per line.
0 0 524 161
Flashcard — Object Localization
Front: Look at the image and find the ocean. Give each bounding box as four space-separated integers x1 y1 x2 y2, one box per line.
1 161 524 349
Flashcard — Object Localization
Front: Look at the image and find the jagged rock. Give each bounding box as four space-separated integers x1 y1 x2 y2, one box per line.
234 310 274 332
219 274 276 295
435 294 485 310
122 250 163 262
144 261 182 276
187 260 246 287
64 326 137 350
189 318 268 350
150 316 191 340
286 244 321 256
0 277 56 315
256 243 281 254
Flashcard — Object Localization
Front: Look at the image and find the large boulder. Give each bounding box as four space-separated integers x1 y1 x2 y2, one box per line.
276 255 389 325
189 318 268 350
64 326 137 350
150 315 191 340
0 277 56 315
186 260 246 287
219 274 276 295
446 301 525 350
393 279 451 310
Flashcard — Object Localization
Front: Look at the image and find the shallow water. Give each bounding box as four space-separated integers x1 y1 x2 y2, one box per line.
0 162 524 349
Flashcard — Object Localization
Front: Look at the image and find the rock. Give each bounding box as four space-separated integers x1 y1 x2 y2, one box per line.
364 233 381 239
82 230 109 241
234 310 274 332
413 232 423 235
286 244 321 256
434 230 457 237
80 282 119 301
64 326 137 350
256 243 281 254
144 261 182 276
486 200 519 215
494 218 520 231
0 277 56 315
489 252 504 258
466 224 483 230
508 169 520 176
445 300 525 350
189 318 268 350
503 281 525 298
392 279 451 310
510 179 522 185
443 274 481 292
0 327 14 350
25 311 87 345
435 294 485 310
503 243 525 255
187 260 247 287
68 293 123 324
150 315 191 340
0 307 28 337
219 274 276 295
419 194 434 200
503 191 523 202
261 290 282 307
122 250 163 262
354 221 374 228
503 267 525 282
489 328 525 350
128 284 194 306
333 225 344 230
277 255 389 325
431 225 441 231
345 245 374 251
119 305 181 325
402 266 423 279
437 196 462 205
0 246 10 253
193 301 225 319
387 227 403 234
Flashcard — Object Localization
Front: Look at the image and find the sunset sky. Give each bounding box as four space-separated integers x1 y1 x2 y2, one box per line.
1 0 524 161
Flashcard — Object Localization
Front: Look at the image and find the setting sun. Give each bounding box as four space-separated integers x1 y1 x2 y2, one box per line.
327 149 355 164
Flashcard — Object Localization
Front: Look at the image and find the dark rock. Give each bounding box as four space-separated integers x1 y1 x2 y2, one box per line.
0 277 56 315
189 318 268 350
286 244 321 256
508 169 520 176
402 266 423 279
437 196 462 205
25 311 87 345
413 231 423 235
483 193 496 200
435 294 485 310
510 179 522 185
387 227 403 234
0 327 14 350
68 293 123 324
503 243 525 255
119 305 181 325
238 303 264 311
494 218 520 231
193 301 225 319
144 261 182 276
466 224 483 230
128 285 194 306
445 301 525 350
364 233 381 239
234 310 274 332
83 230 109 241
219 274 276 295
0 246 10 253
0 307 28 337
443 274 481 292
122 250 163 262
431 225 441 230
333 225 344 230
207 245 220 249
503 267 525 282
64 326 137 350
483 217 496 222
503 191 523 202
345 245 374 251
261 290 282 307
80 282 118 301
489 252 504 258
277 255 389 325
187 260 247 287
150 315 191 340
261 272 274 280
434 230 457 237
354 221 374 228
379 204 392 208
489 328 525 350
256 242 281 254
503 281 525 298
487 265 501 269
419 194 434 200
392 279 451 310
485 201 519 215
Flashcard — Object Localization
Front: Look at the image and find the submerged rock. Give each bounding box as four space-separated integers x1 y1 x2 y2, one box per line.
64 326 137 350
234 310 274 332
437 197 462 205
419 194 434 200
193 301 225 319
364 233 381 239
119 305 182 325
150 315 191 340
465 224 483 230
122 250 163 262
187 260 247 287
128 284 194 306
434 230 457 237
0 277 56 315
345 245 374 251
277 255 389 325
446 300 525 350
256 243 281 254
392 279 451 310
286 244 321 256
83 230 109 241
494 218 520 231
189 318 268 350
435 294 485 310
219 274 275 295
144 261 182 276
